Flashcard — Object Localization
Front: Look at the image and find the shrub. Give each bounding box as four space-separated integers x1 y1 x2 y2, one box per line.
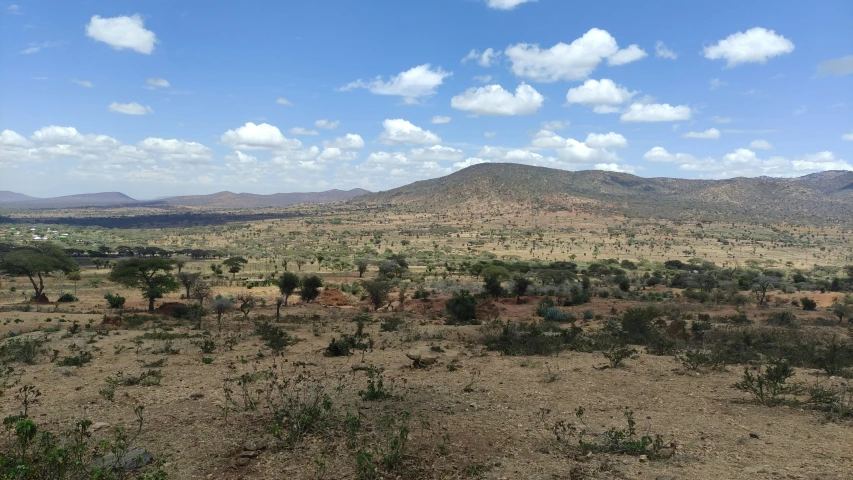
57 293 77 302
620 307 662 344
483 321 581 356
254 322 297 352
542 307 572 323
380 316 405 332
800 297 817 311
535 297 555 317
0 338 44 364
103 293 126 309
766 311 799 328
445 291 478 325
358 367 394 401
582 309 594 320
604 344 637 368
57 351 93 367
733 359 799 406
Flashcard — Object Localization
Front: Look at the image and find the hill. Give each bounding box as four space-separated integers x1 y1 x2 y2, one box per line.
160 189 370 208
0 192 139 209
355 163 853 223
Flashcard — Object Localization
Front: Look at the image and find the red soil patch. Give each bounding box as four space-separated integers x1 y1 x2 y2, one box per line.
316 288 351 307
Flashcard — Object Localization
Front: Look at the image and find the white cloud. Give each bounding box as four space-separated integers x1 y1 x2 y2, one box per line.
704 27 794 67
454 157 489 169
431 116 452 124
542 120 569 130
315 119 339 130
408 145 466 162
595 163 635 173
0 130 31 148
146 78 170 88
137 137 213 163
450 83 543 116
621 103 691 122
7 4 21 14
379 119 441 145
710 116 732 123
585 132 627 148
290 127 319 136
324 133 365 149
19 41 61 55
817 56 853 77
108 102 153 115
840 132 853 141
607 44 647 65
221 122 302 150
505 29 643 82
529 130 620 165
319 147 358 162
484 131 497 138
565 78 636 112
643 146 851 177
341 64 450 103
683 128 721 139
72 79 93 87
709 78 727 90
485 0 535 9
749 139 773 149
86 14 156 54
463 48 500 67
655 41 677 60
276 98 293 106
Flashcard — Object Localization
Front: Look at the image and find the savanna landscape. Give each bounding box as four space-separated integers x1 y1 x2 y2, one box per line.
1 164 853 480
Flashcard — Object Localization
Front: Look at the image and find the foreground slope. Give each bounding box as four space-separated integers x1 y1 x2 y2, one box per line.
355 163 853 223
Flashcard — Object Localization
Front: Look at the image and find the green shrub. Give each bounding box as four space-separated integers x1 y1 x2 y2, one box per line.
103 293 126 309
57 293 77 303
801 297 817 311
254 322 296 352
445 291 478 325
766 311 799 328
380 316 405 332
0 338 45 364
483 321 581 356
733 359 799 406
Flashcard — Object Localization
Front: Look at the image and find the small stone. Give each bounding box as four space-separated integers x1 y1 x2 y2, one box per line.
91 422 110 432
235 457 250 467
639 455 649 462
92 447 152 471
749 433 760 439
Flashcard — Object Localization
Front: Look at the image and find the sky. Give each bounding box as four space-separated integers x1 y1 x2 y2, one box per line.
1 0 852 199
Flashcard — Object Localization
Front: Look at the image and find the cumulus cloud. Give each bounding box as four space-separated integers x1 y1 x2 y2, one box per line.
315 119 339 129
324 133 365 149
463 48 500 67
450 83 543 116
408 145 466 162
485 0 535 9
505 28 644 82
379 119 441 145
341 64 450 103
146 78 169 88
530 130 620 165
621 103 691 122
704 27 794 67
221 122 302 150
749 139 773 149
585 132 627 148
565 78 636 112
643 146 850 177
137 137 213 163
431 116 451 124
86 14 157 54
595 163 635 173
683 128 721 139
817 56 853 77
655 41 677 60
108 102 153 115
454 157 490 169
290 127 319 136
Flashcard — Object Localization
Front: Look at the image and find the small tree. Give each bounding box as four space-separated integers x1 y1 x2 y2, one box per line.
511 276 532 304
177 272 201 299
355 258 371 278
67 271 81 296
831 294 853 323
223 257 248 281
107 257 179 312
751 276 780 306
300 275 323 303
0 244 78 300
446 291 478 325
277 272 300 307
191 278 212 305
236 293 256 320
210 295 234 331
362 279 392 311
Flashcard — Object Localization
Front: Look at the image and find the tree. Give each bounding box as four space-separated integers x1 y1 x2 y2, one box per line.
378 260 402 278
481 266 509 298
446 291 478 325
300 275 323 303
108 257 179 312
210 264 223 276
355 258 371 278
236 293 256 320
177 272 201 299
174 258 187 274
295 257 307 271
751 276 780 306
362 279 392 311
511 276 532 304
191 278 212 305
830 294 853 323
223 257 248 280
0 244 78 300
67 271 81 296
210 295 234 332
276 272 300 308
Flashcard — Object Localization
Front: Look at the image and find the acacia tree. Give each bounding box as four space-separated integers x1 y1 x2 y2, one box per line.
355 258 371 278
511 276 532 304
223 257 248 280
362 279 391 311
108 257 179 311
210 295 234 332
300 275 323 303
831 294 853 323
0 244 78 300
277 272 300 307
177 272 201 299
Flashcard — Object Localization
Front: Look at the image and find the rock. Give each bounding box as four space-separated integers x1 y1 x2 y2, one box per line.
744 466 770 474
243 438 267 451
406 348 439 367
638 455 649 462
655 476 676 480
92 447 152 471
91 422 110 432
749 433 760 439
235 457 250 467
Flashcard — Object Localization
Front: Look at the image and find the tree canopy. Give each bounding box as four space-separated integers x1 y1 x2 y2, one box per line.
0 243 78 299
108 257 178 311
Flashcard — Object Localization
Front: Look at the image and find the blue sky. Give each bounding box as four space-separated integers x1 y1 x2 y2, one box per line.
1 0 852 198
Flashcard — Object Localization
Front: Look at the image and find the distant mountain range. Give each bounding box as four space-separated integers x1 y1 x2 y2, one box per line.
0 189 370 209
354 164 853 223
